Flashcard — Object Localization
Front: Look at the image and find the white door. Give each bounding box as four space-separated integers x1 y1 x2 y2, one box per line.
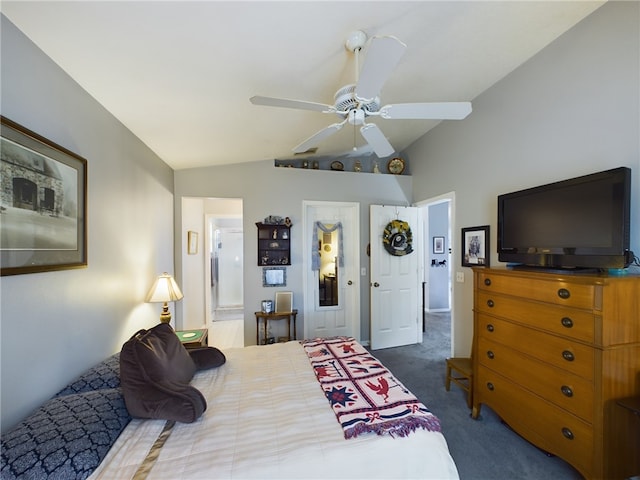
370 205 420 350
304 201 360 340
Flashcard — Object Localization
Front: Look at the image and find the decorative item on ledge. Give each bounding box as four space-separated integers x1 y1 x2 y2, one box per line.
273 155 408 175
145 272 184 323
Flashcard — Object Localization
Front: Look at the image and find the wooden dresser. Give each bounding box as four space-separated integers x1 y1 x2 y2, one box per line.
472 267 640 479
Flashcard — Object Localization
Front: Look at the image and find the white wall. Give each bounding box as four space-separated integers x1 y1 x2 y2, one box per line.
180 197 206 330
0 16 176 431
409 1 640 356
174 162 413 344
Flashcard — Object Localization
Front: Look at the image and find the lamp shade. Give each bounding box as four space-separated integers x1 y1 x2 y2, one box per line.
145 272 184 303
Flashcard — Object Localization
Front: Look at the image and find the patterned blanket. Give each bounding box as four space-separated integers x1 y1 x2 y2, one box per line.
301 336 441 439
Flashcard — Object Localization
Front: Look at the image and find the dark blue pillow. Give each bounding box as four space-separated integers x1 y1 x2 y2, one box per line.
0 388 131 480
55 353 121 397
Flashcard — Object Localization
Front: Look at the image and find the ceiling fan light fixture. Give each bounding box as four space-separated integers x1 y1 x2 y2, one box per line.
334 84 380 113
345 30 367 53
348 109 365 126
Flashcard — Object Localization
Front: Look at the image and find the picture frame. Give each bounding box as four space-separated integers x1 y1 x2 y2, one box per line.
263 266 286 287
275 291 293 313
461 225 490 267
187 230 198 255
1 116 88 276
433 236 445 254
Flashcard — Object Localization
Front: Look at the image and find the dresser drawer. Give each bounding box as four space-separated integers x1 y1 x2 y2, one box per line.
477 336 594 422
476 291 595 343
475 365 594 477
476 271 597 309
477 314 595 380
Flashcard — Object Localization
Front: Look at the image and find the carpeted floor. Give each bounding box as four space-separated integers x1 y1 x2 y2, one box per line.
370 312 583 480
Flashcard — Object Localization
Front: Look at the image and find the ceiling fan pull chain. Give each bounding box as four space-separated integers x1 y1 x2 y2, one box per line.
354 45 360 83
353 122 357 151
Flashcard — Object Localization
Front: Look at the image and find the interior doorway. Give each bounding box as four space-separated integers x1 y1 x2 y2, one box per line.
203 198 243 339
416 192 455 357
209 220 243 315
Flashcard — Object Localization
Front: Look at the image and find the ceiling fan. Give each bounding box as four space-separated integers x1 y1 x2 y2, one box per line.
250 30 472 158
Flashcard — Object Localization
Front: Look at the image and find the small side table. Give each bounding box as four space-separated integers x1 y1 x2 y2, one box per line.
176 329 208 349
254 310 298 345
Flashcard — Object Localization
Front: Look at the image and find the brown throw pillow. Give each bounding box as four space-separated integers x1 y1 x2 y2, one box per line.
189 347 226 371
120 323 206 423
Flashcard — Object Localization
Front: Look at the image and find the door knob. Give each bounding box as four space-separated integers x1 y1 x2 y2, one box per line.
373 282 380 287
347 280 353 285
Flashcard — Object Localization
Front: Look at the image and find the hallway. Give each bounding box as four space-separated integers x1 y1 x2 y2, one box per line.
209 308 244 349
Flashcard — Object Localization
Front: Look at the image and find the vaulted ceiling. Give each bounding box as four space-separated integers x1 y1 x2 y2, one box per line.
2 1 605 170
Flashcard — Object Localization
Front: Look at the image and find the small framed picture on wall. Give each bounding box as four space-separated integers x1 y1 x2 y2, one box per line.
187 230 198 255
433 236 445 254
461 225 490 267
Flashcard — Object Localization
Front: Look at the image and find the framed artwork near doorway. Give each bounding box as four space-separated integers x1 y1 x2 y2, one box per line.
187 230 198 255
433 236 445 254
0 116 88 276
461 225 490 267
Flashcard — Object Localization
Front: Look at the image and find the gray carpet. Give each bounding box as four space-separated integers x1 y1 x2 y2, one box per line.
369 312 583 480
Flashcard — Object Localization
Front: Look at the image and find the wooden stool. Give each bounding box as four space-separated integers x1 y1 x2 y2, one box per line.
445 357 473 408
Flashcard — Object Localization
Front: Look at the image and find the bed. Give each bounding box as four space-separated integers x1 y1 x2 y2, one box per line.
90 339 459 479
1 331 459 479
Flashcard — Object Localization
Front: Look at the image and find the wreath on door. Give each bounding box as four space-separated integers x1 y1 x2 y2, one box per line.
383 219 414 256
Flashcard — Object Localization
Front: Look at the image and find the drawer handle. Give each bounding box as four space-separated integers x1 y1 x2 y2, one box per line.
486 324 494 333
487 299 495 308
558 288 571 299
561 427 574 440
562 350 575 362
561 317 574 328
486 351 495 360
561 385 574 397
486 382 494 391
484 278 492 286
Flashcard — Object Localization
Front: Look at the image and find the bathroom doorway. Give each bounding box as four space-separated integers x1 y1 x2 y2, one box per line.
203 198 243 330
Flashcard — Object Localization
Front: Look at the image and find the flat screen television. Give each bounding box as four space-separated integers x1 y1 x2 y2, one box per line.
497 167 632 270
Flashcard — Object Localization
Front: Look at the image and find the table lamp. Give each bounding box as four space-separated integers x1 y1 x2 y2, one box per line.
145 272 184 323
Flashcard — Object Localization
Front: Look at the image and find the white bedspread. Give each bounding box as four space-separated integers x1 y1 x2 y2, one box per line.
90 341 459 479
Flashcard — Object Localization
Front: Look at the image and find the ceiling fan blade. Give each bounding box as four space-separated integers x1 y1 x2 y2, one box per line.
360 123 395 158
250 96 334 113
292 121 346 153
379 102 472 120
356 36 406 102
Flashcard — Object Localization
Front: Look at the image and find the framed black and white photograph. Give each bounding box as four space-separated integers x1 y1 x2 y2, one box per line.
1 116 87 276
263 266 286 287
433 236 445 254
461 225 490 267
